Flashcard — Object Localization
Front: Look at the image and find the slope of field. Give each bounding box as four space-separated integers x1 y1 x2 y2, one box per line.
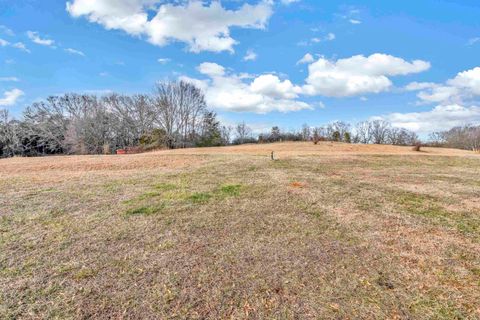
1 142 479 319
160 141 474 156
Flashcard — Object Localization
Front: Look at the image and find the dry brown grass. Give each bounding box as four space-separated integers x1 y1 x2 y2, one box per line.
1 142 479 319
157 141 475 157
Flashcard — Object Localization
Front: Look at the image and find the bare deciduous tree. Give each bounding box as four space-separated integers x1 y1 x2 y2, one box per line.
235 122 252 144
354 121 372 144
301 123 311 141
0 81 222 158
152 81 207 148
438 125 480 151
370 120 391 144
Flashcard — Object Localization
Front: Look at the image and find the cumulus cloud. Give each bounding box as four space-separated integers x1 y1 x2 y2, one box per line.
378 104 480 133
408 67 480 104
302 53 430 97
27 31 55 46
0 88 24 106
404 82 436 91
296 53 314 65
182 62 311 113
66 0 273 53
197 62 226 77
243 49 257 61
250 74 302 99
448 67 480 95
183 53 431 113
417 86 460 104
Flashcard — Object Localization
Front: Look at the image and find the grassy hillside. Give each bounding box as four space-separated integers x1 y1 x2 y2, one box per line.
1 142 479 319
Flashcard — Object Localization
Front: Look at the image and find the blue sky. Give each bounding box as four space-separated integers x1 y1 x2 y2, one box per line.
1 0 480 134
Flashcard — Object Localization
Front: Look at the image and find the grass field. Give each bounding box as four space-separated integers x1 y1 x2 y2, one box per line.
1 142 479 319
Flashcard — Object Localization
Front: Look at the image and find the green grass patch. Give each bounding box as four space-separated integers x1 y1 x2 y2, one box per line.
409 297 466 320
74 268 97 280
187 192 213 203
395 192 448 219
218 184 242 197
187 184 243 204
125 203 166 216
154 183 177 191
137 191 162 200
393 191 479 237
124 182 178 205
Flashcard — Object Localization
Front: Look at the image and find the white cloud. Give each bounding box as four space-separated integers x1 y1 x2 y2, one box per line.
0 77 19 82
467 37 480 46
64 48 85 56
404 82 436 91
197 62 226 77
67 0 273 53
325 32 335 41
0 88 24 106
378 104 480 133
417 86 460 104
250 74 302 99
243 49 257 61
184 62 312 113
281 0 300 4
448 67 480 95
303 53 430 97
408 67 480 104
157 58 171 64
302 33 336 46
12 42 30 53
0 25 14 36
349 19 361 24
297 53 314 65
27 31 55 46
179 53 432 112
0 38 30 53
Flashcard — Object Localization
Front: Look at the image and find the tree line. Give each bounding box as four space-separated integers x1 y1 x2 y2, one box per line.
429 125 480 151
253 120 419 146
0 81 230 158
1 80 479 158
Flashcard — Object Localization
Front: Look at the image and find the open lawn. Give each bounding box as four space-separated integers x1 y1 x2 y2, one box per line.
1 142 479 319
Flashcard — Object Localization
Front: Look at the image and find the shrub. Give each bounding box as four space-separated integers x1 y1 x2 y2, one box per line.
332 131 341 142
412 143 422 152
